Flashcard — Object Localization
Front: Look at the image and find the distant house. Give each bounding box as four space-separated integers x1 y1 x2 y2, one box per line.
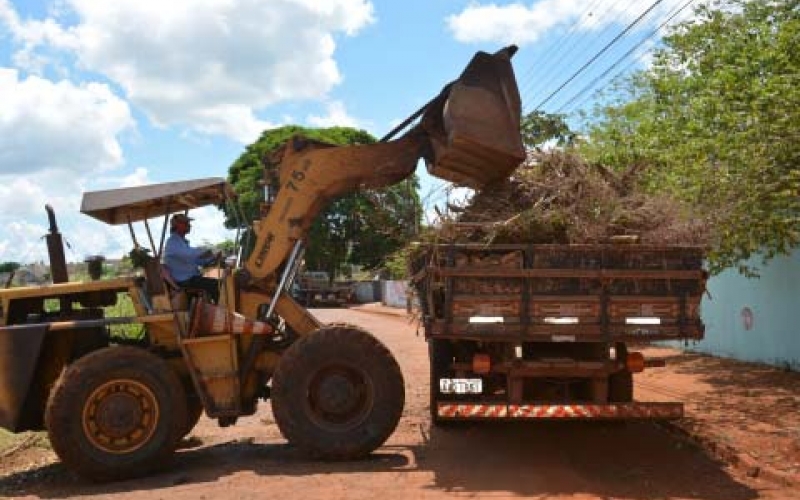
14 267 44 286
683 251 800 370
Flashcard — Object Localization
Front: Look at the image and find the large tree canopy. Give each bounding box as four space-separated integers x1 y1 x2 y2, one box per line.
225 126 421 279
581 0 800 274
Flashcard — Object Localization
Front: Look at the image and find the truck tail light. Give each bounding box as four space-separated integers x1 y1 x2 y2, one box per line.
472 353 491 374
626 351 646 373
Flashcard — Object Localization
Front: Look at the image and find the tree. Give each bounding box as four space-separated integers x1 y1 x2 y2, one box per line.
0 262 20 273
520 110 576 149
580 0 800 274
225 126 422 278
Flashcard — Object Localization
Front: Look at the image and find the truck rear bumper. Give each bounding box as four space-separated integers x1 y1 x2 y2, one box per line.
437 402 683 420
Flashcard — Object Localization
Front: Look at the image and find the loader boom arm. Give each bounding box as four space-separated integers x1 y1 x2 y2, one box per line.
242 46 526 285
245 133 426 280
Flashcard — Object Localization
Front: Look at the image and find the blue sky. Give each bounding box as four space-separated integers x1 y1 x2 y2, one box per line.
0 0 696 263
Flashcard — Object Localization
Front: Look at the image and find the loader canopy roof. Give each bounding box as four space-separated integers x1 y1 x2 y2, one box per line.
80 177 234 225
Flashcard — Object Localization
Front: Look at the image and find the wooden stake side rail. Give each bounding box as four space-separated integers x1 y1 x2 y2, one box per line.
413 243 708 342
431 267 707 280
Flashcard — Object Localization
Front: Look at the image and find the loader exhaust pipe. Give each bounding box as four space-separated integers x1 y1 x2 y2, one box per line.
45 205 69 284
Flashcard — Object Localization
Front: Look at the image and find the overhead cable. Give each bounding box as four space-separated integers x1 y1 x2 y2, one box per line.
531 0 668 111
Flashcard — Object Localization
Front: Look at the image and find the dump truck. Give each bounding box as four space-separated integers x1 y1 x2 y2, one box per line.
0 46 526 481
293 271 353 307
410 242 707 424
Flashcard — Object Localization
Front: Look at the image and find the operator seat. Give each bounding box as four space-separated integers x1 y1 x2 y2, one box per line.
160 265 207 311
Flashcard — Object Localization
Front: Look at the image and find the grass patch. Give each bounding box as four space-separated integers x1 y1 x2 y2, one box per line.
0 428 17 451
107 292 145 341
0 429 51 455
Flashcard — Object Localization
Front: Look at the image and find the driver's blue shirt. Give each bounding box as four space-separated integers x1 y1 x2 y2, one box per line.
163 232 214 282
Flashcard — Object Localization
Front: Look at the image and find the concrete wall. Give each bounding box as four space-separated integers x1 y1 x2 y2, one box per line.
381 280 409 308
688 251 800 369
353 281 380 303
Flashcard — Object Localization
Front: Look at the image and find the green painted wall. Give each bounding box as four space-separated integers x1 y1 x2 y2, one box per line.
687 252 800 370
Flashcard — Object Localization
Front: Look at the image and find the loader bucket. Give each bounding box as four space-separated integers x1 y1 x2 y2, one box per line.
420 46 526 189
0 324 48 432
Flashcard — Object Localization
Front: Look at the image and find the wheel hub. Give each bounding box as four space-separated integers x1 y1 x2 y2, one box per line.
308 366 373 428
94 392 144 438
317 373 358 415
83 379 159 454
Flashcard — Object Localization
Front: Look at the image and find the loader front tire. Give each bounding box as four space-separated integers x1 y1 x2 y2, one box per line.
180 393 204 439
45 346 187 482
271 325 404 460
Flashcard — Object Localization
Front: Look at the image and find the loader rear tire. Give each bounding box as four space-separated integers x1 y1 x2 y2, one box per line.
45 346 187 482
271 325 404 460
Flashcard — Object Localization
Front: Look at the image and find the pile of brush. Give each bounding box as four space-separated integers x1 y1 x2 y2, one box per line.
433 150 710 246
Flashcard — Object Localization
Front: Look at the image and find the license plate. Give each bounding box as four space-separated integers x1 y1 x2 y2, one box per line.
439 378 482 394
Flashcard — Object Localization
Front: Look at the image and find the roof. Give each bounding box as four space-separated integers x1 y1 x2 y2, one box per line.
80 177 234 225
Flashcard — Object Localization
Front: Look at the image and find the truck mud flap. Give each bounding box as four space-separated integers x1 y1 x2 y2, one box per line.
0 324 49 432
436 402 683 420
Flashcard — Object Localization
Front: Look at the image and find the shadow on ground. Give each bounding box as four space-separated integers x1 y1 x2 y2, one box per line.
412 421 757 500
1 422 759 500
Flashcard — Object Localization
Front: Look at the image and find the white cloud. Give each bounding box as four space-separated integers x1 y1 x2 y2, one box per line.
447 0 678 45
0 0 373 263
191 105 275 145
0 173 86 263
3 0 375 143
0 219 49 265
119 167 151 188
0 68 134 175
0 171 234 264
0 67 134 263
0 0 16 32
307 100 361 128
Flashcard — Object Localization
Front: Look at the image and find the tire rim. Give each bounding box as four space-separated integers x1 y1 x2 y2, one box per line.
82 379 160 454
306 364 373 431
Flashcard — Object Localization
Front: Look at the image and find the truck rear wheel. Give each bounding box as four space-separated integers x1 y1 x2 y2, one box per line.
271 325 404 460
45 346 187 481
609 342 633 402
608 370 634 402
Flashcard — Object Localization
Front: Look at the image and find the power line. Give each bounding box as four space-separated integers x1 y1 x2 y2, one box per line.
531 0 668 112
517 0 610 98
556 0 698 114
520 0 640 108
562 49 644 115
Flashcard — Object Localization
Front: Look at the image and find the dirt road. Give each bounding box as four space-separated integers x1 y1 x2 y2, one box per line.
0 308 796 499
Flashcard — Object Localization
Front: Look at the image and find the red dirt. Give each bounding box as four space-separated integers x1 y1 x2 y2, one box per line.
0 306 797 499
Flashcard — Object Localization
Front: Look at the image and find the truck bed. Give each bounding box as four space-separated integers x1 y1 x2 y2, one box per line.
412 243 707 343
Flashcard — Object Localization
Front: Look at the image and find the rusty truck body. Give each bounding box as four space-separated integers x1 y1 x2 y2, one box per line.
411 242 707 423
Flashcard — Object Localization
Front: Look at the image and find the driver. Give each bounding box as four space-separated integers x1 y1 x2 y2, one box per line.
162 213 220 303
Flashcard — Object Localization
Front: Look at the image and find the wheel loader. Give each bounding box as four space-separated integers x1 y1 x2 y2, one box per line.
0 46 526 481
